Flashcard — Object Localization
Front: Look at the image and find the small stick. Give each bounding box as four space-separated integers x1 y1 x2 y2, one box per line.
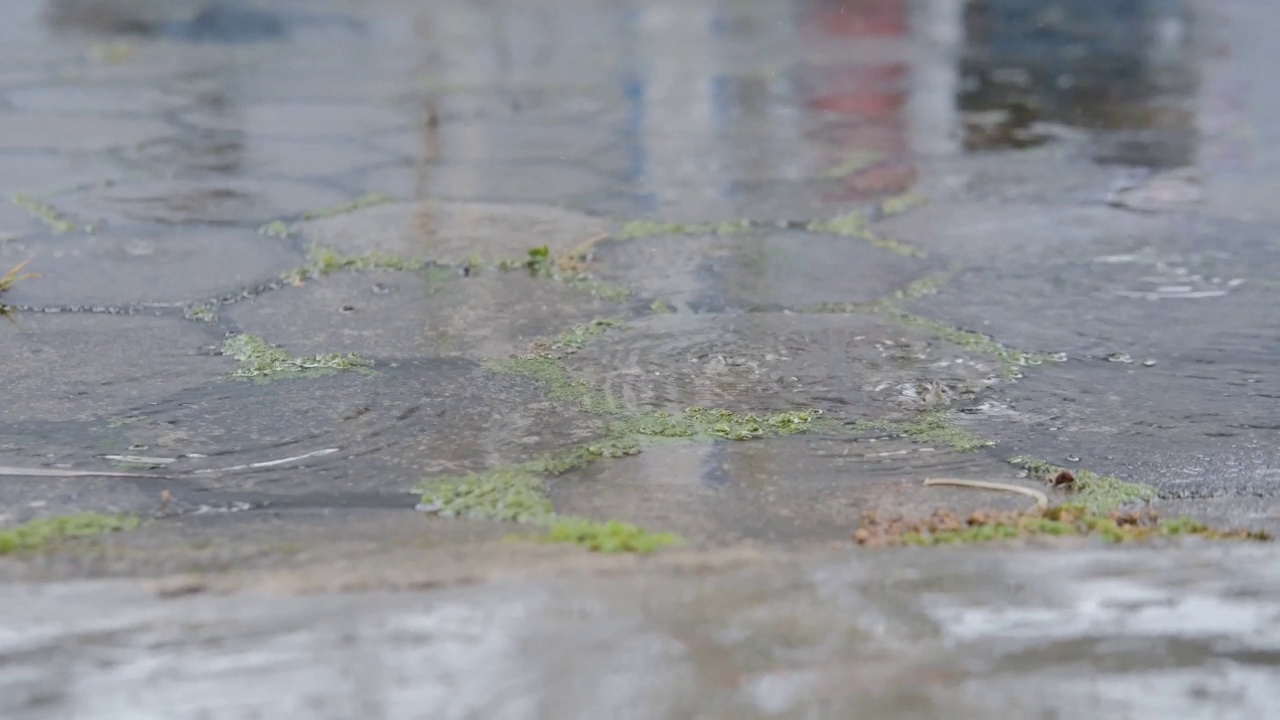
924 478 1049 510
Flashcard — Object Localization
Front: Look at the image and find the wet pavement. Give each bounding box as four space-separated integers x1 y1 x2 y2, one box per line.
2 0 1280 716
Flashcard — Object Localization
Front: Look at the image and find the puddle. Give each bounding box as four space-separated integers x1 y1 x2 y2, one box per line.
561 312 1000 415
959 0 1198 167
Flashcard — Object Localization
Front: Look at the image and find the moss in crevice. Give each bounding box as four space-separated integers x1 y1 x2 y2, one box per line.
257 220 292 238
807 210 925 258
183 303 217 322
0 513 140 554
415 468 554 524
301 193 394 221
879 191 929 217
551 317 626 351
872 306 1055 378
483 355 624 415
283 245 427 284
541 518 680 553
221 334 373 380
854 504 1268 547
496 245 631 301
1011 456 1158 513
853 411 993 452
618 219 756 240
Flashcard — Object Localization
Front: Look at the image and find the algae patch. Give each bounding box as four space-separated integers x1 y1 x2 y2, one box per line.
854 504 1268 547
542 518 680 553
0 513 140 555
222 334 373 379
1012 456 1158 513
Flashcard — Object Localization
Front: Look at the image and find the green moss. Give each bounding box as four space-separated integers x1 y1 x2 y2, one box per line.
554 317 625 350
416 468 554 524
530 439 641 476
301 193 393 221
542 518 680 553
0 513 140 554
257 220 292 238
183 303 217 322
854 411 993 452
879 192 929 216
1011 456 1158 513
564 277 631 301
824 151 882 179
650 299 676 314
873 306 1053 378
807 211 925 259
492 246 630 301
484 355 623 415
222 334 373 379
284 245 426 283
618 219 756 240
620 407 829 442
9 194 84 234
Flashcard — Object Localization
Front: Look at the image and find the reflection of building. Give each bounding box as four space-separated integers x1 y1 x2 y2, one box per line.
959 0 1197 167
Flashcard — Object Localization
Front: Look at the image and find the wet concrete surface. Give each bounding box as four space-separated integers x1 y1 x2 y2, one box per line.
2 0 1280 715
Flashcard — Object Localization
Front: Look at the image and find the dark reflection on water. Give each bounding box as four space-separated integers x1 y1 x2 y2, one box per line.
960 0 1197 166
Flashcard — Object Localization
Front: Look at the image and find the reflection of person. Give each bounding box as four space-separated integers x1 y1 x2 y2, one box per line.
802 0 917 200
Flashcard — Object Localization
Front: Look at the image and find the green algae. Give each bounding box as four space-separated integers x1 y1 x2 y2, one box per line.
416 468 554 524
1011 456 1158 513
650 299 676 314
222 334 373 380
0 513 139 555
284 245 426 284
9 194 84 234
301 193 394 221
854 411 993 452
542 518 680 553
